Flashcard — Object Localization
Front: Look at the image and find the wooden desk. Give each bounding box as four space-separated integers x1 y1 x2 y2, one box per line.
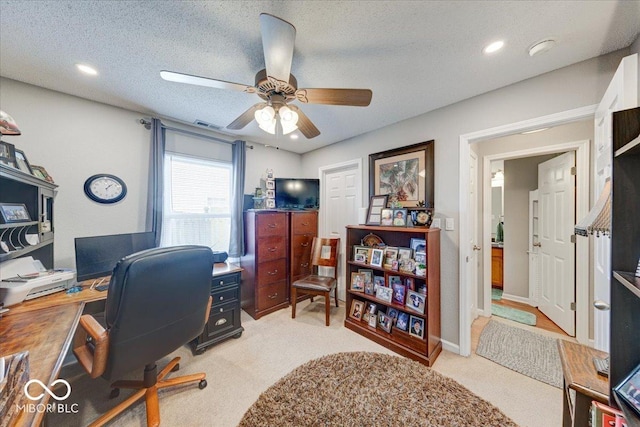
557 340 609 427
0 262 239 427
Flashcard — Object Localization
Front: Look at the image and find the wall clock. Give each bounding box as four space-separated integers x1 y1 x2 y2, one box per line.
84 174 127 204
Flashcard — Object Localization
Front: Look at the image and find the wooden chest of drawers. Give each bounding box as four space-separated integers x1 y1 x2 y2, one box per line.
289 211 318 284
241 211 290 319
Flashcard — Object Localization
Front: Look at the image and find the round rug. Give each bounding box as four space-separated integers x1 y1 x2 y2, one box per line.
239 352 517 427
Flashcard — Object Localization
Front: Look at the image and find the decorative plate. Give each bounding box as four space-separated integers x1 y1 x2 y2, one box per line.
361 233 384 247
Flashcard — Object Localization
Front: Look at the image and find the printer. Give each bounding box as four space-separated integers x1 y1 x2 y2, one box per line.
0 257 75 307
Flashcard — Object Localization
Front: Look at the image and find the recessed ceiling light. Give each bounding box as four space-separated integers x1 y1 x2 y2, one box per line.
521 127 549 135
76 63 98 75
528 39 556 57
483 40 504 55
290 134 299 140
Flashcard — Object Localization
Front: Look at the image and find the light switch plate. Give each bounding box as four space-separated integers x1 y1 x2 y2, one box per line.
445 218 454 231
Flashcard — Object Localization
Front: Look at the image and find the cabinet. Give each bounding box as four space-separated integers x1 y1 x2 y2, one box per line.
192 263 244 354
0 163 56 268
610 107 640 423
491 246 503 288
241 211 290 319
344 225 441 366
289 210 318 298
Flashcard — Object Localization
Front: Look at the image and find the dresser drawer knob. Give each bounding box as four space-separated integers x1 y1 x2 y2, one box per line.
268 247 277 252
268 293 278 299
267 223 277 228
301 222 309 226
215 318 227 326
300 242 309 247
219 308 224 312
301 262 309 267
267 270 278 275
219 296 224 301
219 280 224 285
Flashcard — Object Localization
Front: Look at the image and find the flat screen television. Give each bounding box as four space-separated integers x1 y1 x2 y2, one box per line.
75 231 156 282
274 178 320 209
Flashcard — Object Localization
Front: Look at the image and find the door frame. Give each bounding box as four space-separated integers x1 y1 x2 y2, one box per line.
458 104 596 356
482 142 588 334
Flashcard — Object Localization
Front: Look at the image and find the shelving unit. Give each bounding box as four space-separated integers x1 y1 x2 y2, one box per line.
610 107 640 424
0 163 56 268
344 224 441 366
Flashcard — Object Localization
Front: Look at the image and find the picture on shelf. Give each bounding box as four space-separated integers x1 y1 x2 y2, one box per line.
378 312 393 333
410 238 426 253
375 285 393 303
380 208 393 226
399 258 415 274
266 179 275 189
383 247 398 269
392 209 408 226
370 249 384 267
359 268 373 287
366 195 389 225
353 246 371 263
398 247 412 261
388 275 402 287
396 311 409 331
392 282 406 305
414 251 426 265
409 315 425 339
386 307 399 322
350 272 366 292
363 302 377 323
364 279 374 296
406 290 426 314
368 314 377 328
0 203 31 224
349 300 364 320
405 277 415 291
372 275 385 293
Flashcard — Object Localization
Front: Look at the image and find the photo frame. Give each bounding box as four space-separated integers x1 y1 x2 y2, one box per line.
375 285 393 303
266 189 275 198
406 290 426 314
396 311 409 331
380 208 394 226
383 247 398 269
386 307 399 322
350 272 366 292
14 149 33 175
366 195 389 225
359 268 373 285
369 140 434 209
266 180 275 189
368 313 377 327
353 245 370 263
392 209 408 226
0 203 31 224
397 247 412 261
370 248 384 267
378 312 392 333
372 275 385 292
613 363 640 418
349 300 364 321
363 302 377 323
409 315 425 339
0 140 17 168
410 238 426 253
392 282 406 305
265 198 275 209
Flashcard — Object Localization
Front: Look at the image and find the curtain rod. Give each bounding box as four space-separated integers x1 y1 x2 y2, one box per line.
139 119 253 149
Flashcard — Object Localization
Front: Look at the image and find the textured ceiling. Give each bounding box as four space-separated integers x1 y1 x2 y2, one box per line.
1 1 639 153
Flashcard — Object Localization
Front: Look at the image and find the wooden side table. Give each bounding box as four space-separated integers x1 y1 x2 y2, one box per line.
557 340 609 427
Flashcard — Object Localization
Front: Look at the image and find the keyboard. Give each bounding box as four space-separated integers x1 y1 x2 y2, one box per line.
593 356 609 377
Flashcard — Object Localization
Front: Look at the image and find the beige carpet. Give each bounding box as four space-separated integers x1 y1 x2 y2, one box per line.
51 303 561 426
239 351 517 427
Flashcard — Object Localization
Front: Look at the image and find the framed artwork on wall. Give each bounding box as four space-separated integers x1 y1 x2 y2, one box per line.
369 141 434 209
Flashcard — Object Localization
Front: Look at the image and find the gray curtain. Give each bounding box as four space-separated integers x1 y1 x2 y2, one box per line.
229 140 246 257
147 118 165 247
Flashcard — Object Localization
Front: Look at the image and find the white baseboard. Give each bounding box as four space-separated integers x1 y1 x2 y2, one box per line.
441 338 460 355
501 292 532 306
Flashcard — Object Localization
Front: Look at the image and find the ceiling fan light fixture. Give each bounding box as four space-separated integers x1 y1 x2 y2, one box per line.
279 106 299 135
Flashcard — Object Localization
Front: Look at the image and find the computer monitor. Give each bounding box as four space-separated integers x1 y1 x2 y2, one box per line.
74 231 156 282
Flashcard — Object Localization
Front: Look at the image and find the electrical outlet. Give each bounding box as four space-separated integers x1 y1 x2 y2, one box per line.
431 218 441 229
445 218 454 231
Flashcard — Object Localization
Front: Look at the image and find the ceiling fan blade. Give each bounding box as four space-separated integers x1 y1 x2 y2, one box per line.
295 88 372 106
160 70 256 93
260 13 296 84
289 105 320 139
227 103 264 130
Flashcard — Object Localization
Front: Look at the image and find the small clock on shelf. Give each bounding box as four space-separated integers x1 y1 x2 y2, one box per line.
84 174 127 204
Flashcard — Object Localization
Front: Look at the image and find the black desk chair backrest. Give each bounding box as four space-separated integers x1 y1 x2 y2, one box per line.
74 245 214 426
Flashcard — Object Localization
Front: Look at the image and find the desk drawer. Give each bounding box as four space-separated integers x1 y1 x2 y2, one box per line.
212 272 240 289
257 236 286 261
257 280 287 310
211 285 238 306
291 251 312 277
256 213 287 236
257 259 287 286
204 301 241 340
291 212 317 235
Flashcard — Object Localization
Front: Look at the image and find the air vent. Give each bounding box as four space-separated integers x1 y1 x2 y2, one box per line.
193 119 222 130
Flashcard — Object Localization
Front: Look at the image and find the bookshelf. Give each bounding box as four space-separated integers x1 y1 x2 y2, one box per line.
344 224 441 366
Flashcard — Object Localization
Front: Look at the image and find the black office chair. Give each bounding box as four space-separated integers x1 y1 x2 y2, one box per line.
73 245 214 427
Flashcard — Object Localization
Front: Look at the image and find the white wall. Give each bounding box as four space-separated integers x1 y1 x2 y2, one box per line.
300 49 628 346
0 78 302 268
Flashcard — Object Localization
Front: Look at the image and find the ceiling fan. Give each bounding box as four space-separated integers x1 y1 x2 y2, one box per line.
160 13 372 139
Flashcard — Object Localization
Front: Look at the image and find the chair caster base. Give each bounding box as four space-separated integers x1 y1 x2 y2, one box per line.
198 379 207 389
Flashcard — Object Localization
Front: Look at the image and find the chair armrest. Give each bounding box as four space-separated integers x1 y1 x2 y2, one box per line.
73 314 109 378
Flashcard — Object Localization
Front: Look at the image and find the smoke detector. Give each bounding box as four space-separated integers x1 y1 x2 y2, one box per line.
528 39 556 57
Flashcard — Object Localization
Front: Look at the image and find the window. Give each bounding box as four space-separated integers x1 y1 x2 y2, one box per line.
161 152 231 252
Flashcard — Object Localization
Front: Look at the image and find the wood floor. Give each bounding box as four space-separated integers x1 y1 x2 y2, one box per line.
491 290 568 336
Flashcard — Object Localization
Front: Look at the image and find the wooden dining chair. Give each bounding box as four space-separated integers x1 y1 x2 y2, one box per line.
291 237 340 326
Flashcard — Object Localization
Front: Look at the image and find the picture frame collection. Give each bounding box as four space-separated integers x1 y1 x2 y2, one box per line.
349 297 425 339
352 236 427 277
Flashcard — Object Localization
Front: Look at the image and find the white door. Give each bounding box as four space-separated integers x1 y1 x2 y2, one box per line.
538 151 576 335
593 53 638 351
528 189 540 305
320 161 361 301
467 151 479 320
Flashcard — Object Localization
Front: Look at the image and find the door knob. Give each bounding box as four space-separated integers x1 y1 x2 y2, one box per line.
593 300 610 311
473 245 481 251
